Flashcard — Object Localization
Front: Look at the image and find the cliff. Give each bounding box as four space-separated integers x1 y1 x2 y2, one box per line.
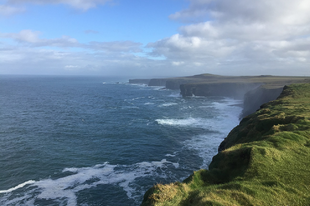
130 74 310 120
148 79 167 87
179 75 310 98
240 85 283 119
129 74 227 89
129 79 151 85
178 75 310 119
141 83 310 206
180 82 260 99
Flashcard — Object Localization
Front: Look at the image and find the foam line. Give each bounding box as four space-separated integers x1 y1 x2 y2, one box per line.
0 180 35 194
0 159 179 205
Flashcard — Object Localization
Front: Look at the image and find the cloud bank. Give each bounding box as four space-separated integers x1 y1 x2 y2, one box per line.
0 0 310 77
148 0 310 75
0 4 24 15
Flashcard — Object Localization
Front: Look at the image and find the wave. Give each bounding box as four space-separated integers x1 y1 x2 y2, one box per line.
0 180 35 194
184 133 224 168
155 117 228 131
155 117 205 127
0 160 179 205
144 102 155 105
156 98 243 168
168 94 181 98
150 86 165 90
159 102 178 107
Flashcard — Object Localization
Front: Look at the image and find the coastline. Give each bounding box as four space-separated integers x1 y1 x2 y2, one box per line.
140 82 310 205
130 74 310 119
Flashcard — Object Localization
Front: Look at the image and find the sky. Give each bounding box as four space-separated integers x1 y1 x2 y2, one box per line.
0 0 310 77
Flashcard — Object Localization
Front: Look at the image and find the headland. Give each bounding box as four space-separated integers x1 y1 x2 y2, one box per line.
130 74 310 206
130 74 310 118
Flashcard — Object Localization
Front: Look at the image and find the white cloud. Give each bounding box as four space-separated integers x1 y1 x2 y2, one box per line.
0 30 154 76
147 0 310 75
2 30 81 47
1 0 310 77
88 41 142 53
0 46 186 76
172 61 184 66
1 30 143 54
0 4 24 16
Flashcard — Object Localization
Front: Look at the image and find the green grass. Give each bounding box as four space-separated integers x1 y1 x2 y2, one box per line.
141 83 310 206
177 74 310 85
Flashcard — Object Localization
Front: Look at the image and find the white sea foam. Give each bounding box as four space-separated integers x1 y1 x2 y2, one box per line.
183 98 243 168
0 160 179 205
159 102 178 107
156 117 208 128
144 102 154 105
121 106 139 109
151 86 165 90
168 93 181 98
0 180 35 194
184 133 224 168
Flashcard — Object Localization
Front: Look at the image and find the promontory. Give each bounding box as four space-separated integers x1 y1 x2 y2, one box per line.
130 74 310 206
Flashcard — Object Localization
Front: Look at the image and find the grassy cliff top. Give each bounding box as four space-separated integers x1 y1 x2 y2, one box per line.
175 74 310 87
141 83 310 206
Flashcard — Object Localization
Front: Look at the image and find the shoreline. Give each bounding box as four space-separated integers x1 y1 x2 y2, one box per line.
141 82 310 206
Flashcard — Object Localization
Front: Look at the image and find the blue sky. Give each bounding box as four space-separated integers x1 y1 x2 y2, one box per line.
1 0 310 77
2 1 185 43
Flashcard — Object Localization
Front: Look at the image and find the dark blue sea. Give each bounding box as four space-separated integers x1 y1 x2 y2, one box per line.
0 75 242 206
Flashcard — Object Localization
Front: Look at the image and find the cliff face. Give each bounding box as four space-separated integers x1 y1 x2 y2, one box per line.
148 79 167 87
180 82 261 99
165 79 186 90
240 85 284 119
141 83 310 206
129 79 150 85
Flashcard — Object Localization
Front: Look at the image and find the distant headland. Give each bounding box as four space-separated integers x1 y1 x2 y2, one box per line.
129 73 310 119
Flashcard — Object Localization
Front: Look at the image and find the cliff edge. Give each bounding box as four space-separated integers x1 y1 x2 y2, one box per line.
141 83 310 206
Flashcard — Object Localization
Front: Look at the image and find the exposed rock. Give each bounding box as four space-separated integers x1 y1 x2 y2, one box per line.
240 85 284 119
148 79 167 86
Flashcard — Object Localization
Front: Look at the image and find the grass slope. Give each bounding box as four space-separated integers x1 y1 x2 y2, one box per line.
141 83 310 206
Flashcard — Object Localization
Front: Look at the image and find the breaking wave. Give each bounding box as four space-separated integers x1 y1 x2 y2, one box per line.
0 159 179 206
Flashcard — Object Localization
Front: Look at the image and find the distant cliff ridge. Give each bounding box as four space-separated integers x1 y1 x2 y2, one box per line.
180 82 261 99
128 79 150 85
130 74 310 119
148 79 167 87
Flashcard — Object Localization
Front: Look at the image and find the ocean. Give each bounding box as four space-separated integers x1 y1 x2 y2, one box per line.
0 75 242 206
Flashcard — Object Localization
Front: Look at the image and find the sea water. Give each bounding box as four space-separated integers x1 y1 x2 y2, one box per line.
0 75 242 206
